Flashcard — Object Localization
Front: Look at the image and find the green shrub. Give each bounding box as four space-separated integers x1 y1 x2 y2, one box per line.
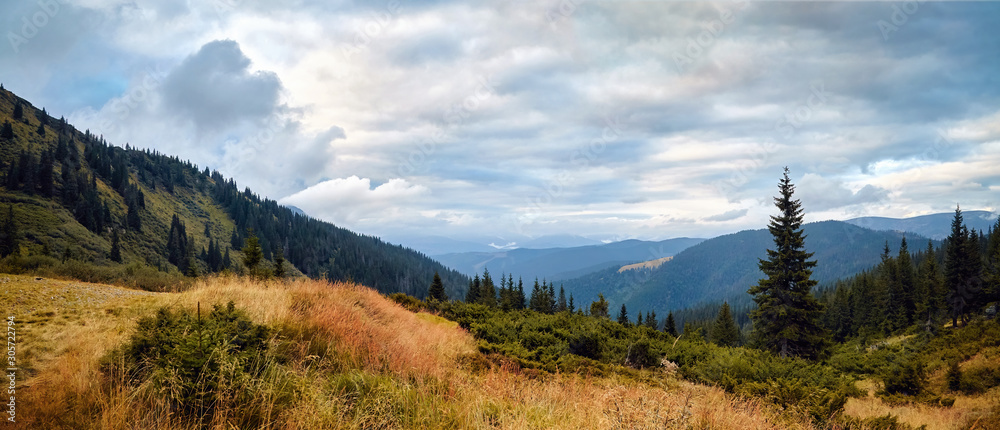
102 302 285 427
958 363 1000 394
880 356 926 396
568 331 603 360
389 292 424 312
623 338 660 369
946 361 962 391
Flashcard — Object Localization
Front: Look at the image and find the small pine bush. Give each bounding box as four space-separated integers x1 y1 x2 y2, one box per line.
102 302 283 427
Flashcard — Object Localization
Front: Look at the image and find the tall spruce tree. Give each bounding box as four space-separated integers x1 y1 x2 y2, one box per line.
273 246 286 278
664 311 678 337
985 218 1000 305
918 240 945 333
945 206 980 327
428 271 447 301
645 310 658 330
711 302 741 347
0 205 19 257
480 269 497 307
109 228 122 262
466 275 482 304
617 304 630 326
748 168 828 359
0 121 13 139
241 228 263 278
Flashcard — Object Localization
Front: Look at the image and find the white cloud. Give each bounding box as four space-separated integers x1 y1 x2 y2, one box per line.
4 1 1000 243
280 176 429 226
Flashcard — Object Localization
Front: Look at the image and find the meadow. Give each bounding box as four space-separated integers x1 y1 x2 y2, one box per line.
5 274 997 429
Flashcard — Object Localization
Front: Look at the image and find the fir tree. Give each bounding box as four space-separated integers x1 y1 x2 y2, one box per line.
35 122 45 136
664 312 678 337
428 271 447 301
166 214 188 267
617 304 630 326
184 255 199 277
480 269 497 307
109 228 122 262
711 302 741 347
37 150 54 197
896 237 917 328
945 206 980 327
0 121 13 139
547 283 556 313
591 293 609 318
0 205 19 257
241 228 263 278
12 102 23 120
917 240 946 334
985 217 1000 305
516 277 526 310
557 286 568 312
273 246 286 278
748 168 828 359
645 310 658 330
466 275 481 304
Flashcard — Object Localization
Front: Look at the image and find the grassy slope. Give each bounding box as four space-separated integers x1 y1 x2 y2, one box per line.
0 88 263 274
9 275 819 430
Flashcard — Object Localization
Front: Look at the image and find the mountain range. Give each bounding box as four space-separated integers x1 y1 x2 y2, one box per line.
846 211 997 240
433 237 705 282
561 221 939 318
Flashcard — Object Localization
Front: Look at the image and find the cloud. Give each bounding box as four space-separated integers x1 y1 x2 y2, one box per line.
161 40 283 132
280 176 429 225
4 1 999 242
797 173 890 212
704 209 749 222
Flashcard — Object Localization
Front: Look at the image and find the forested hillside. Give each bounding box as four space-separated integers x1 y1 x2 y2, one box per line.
0 87 467 297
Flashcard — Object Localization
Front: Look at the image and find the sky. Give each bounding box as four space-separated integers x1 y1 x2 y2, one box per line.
2 0 999 247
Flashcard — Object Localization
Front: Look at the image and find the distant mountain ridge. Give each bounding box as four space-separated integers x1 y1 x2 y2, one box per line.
563 221 936 318
434 237 705 282
846 210 997 240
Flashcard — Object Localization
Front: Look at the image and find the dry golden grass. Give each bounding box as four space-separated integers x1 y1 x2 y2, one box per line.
12 274 984 429
843 378 1000 430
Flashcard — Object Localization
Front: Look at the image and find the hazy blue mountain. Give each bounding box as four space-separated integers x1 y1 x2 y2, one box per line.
388 234 608 256
385 235 501 256
434 237 705 282
563 221 936 318
518 234 603 249
845 210 996 240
